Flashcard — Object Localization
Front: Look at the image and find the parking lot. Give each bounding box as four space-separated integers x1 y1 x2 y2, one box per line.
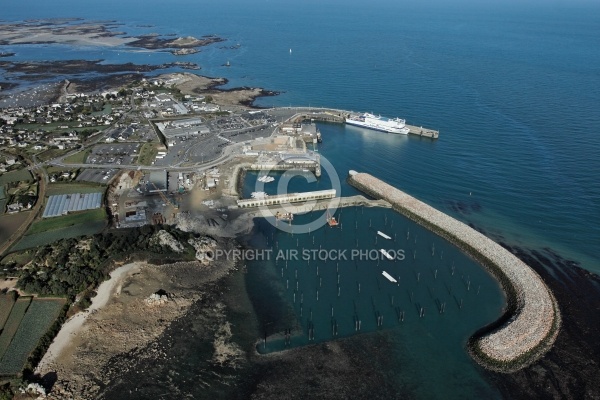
212 116 248 131
76 168 118 184
87 143 140 165
185 136 227 164
219 124 273 143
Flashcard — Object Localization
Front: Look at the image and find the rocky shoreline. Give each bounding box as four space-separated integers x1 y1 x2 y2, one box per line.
37 239 240 399
348 172 560 372
0 19 224 54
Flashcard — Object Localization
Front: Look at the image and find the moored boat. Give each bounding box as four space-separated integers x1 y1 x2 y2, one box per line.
346 112 410 134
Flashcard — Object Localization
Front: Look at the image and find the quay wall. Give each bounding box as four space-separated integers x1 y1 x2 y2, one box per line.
348 172 560 372
284 107 439 139
236 195 391 215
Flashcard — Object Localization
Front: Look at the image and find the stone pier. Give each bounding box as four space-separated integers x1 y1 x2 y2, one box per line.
348 171 560 372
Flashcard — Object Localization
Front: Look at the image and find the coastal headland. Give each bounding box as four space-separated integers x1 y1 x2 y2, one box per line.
347 171 561 372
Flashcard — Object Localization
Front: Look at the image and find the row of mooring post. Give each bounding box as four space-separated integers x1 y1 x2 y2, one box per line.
395 307 405 322
307 321 315 341
284 328 291 346
439 301 446 314
331 318 339 337
354 315 362 331
375 311 384 327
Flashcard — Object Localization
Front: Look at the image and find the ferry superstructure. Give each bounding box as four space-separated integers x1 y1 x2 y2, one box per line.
345 113 410 134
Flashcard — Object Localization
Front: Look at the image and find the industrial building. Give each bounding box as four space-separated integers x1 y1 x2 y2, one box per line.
147 170 168 193
237 189 336 208
156 118 210 139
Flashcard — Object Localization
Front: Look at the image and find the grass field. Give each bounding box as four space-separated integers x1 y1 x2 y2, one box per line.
15 122 108 134
137 142 159 166
35 148 70 162
11 220 107 251
0 251 33 267
0 298 65 376
0 198 5 215
27 208 106 235
46 183 105 196
0 169 33 185
0 297 32 360
45 166 78 175
0 295 16 332
90 103 112 116
0 212 31 247
0 186 6 215
63 149 91 164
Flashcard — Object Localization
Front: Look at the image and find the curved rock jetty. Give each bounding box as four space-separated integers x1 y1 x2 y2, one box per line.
348 171 560 371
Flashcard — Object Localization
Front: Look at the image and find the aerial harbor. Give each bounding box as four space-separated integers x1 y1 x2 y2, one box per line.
0 1 599 399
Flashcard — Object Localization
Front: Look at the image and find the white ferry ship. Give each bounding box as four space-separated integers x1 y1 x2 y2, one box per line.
346 113 410 134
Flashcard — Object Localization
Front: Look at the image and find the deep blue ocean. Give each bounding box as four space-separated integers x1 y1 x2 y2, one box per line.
3 0 598 273
2 1 600 398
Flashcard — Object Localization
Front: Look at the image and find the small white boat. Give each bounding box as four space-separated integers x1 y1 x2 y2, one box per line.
257 175 275 183
380 249 394 260
382 271 397 283
251 191 268 199
377 231 391 240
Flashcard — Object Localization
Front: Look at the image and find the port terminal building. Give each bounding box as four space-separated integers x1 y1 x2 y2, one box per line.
237 189 336 208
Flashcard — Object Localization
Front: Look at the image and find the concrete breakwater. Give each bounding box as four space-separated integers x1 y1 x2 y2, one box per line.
348 171 560 371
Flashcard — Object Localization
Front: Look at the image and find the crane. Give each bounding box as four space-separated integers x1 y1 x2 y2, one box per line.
150 181 179 210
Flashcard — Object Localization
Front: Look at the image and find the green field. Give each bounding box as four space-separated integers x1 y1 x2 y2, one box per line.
45 166 77 175
90 103 112 116
35 148 70 162
46 183 105 196
28 208 106 235
0 252 33 267
0 297 32 360
0 295 16 332
0 186 6 215
0 212 30 247
137 142 159 166
0 298 65 376
63 149 91 164
11 220 107 251
0 169 32 185
15 122 107 135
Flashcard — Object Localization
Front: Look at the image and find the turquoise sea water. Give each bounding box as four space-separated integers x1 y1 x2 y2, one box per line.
3 1 600 398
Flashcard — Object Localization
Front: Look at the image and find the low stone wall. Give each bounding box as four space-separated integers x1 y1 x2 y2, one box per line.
348 172 560 372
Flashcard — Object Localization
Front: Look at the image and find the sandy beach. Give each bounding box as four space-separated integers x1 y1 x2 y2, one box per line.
35 262 142 375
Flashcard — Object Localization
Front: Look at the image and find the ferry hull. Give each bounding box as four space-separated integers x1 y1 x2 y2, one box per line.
345 118 410 135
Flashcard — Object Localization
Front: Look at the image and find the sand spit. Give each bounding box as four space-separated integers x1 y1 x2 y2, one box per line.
348 172 560 372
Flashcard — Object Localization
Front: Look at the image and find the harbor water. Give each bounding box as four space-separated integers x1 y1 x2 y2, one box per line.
245 207 504 398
